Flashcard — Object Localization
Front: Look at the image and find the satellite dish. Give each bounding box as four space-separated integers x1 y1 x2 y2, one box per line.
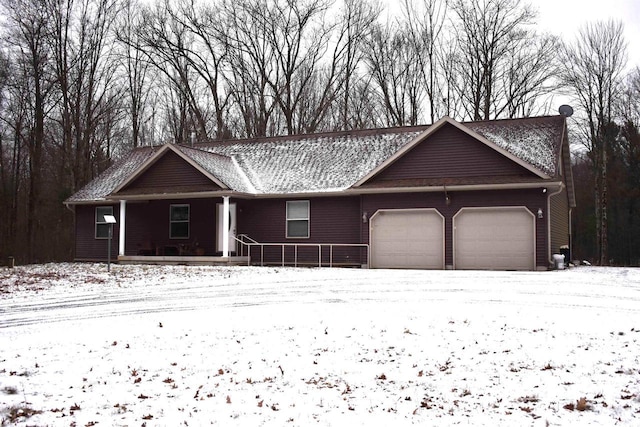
558 105 574 117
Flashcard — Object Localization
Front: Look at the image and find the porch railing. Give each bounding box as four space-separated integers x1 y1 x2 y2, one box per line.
234 234 369 268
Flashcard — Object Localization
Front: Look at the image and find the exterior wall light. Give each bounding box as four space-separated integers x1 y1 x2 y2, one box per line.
537 208 543 219
362 212 368 223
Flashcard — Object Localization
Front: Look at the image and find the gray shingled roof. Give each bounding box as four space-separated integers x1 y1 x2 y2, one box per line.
466 116 564 176
65 146 159 203
173 145 254 192
198 131 423 194
65 116 565 204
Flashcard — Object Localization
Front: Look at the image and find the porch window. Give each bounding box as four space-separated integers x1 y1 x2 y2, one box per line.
95 206 113 239
170 204 190 239
286 200 309 238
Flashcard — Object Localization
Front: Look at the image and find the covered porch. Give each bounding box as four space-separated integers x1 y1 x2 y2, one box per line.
114 194 240 260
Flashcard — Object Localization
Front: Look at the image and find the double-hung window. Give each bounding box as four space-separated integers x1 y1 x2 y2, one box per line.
286 200 309 238
170 204 190 239
95 206 114 239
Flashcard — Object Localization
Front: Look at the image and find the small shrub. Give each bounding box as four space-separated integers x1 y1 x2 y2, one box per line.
2 405 42 423
564 397 590 412
576 397 589 411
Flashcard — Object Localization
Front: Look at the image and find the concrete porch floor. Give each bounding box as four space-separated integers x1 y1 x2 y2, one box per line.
118 255 250 266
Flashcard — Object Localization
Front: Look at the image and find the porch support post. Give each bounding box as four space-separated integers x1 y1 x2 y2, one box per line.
118 200 126 256
222 196 230 257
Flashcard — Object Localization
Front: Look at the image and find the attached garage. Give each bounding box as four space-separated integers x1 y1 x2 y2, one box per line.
370 209 444 269
453 207 535 270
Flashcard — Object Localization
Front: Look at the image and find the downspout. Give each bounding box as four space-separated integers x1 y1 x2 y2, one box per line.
547 185 564 265
569 207 573 264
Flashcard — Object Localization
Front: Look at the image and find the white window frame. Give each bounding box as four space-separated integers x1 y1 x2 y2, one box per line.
170 204 190 239
286 200 310 239
95 206 113 239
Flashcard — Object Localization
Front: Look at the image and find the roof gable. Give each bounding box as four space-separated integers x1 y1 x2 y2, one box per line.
112 144 228 196
355 117 550 187
364 121 539 185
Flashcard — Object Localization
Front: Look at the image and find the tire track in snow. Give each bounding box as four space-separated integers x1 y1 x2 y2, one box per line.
1 265 640 328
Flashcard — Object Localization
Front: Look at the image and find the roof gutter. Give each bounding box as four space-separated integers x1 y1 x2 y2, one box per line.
104 190 239 202
58 181 565 204
344 181 564 196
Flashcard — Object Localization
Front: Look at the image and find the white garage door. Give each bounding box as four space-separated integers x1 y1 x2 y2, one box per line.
454 207 535 270
370 209 444 269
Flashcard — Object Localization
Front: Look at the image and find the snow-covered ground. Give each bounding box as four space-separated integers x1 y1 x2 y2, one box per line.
0 264 639 426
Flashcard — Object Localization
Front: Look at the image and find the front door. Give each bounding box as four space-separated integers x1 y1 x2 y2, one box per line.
216 203 237 253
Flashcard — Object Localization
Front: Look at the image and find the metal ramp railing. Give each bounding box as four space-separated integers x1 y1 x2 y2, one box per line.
234 234 369 268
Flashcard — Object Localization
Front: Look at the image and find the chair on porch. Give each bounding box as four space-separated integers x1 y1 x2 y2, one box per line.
137 241 157 256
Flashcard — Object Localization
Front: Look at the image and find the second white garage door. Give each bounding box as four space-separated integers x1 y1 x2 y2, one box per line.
454 207 535 270
370 209 444 269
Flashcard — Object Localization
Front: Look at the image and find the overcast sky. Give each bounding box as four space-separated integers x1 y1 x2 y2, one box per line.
535 0 640 68
383 0 640 69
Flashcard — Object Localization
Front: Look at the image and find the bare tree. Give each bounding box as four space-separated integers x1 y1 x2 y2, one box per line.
0 51 22 261
220 0 350 136
49 0 123 189
365 23 423 126
449 0 557 121
620 67 640 125
2 0 54 262
499 33 559 118
266 0 334 135
333 0 380 129
612 68 640 264
161 0 233 140
116 0 152 148
401 0 447 123
437 38 465 119
133 0 208 141
559 20 627 265
219 0 277 137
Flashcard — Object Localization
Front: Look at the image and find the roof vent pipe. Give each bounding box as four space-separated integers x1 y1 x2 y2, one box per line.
190 131 196 147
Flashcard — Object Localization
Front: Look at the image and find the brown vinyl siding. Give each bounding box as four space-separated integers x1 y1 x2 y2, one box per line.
549 186 570 259
362 189 549 268
236 196 363 265
75 204 120 261
370 123 536 183
118 150 221 194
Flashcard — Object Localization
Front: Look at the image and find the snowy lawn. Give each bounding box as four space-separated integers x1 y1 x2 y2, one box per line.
0 264 639 426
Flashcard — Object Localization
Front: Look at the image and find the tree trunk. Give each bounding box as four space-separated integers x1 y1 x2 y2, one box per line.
600 140 608 265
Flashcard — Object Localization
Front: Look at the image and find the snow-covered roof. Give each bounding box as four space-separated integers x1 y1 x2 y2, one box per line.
466 116 564 177
65 115 566 203
173 145 252 192
198 130 423 194
66 146 159 203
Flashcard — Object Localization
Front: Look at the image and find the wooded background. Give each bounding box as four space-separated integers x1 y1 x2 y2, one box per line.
0 0 638 266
